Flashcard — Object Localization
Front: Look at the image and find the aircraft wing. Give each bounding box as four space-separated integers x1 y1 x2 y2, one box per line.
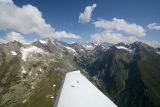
54 71 117 107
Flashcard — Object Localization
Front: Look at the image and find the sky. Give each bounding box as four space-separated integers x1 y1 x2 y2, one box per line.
0 0 160 47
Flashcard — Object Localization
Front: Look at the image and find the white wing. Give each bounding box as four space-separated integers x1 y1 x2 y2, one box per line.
54 71 117 107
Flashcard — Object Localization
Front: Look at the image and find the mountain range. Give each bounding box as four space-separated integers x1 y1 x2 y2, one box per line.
0 38 160 107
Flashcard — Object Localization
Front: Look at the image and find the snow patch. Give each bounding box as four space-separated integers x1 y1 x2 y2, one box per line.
65 46 76 52
39 68 42 72
22 66 27 74
53 84 56 88
47 94 55 99
29 72 32 76
22 99 27 103
50 96 54 99
21 46 45 61
116 46 132 53
11 51 17 55
31 82 35 89
39 40 47 44
31 85 35 89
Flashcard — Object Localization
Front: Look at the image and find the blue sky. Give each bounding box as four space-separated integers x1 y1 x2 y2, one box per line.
0 0 160 46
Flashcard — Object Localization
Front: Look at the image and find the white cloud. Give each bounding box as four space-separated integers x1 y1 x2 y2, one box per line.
5 32 25 42
90 30 160 47
143 40 160 48
0 0 80 39
147 23 160 31
91 31 138 44
53 31 80 39
0 38 7 43
0 1 54 37
0 31 80 44
0 0 13 3
94 18 146 36
0 31 31 44
79 3 97 23
91 18 145 44
91 31 160 47
90 18 160 47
